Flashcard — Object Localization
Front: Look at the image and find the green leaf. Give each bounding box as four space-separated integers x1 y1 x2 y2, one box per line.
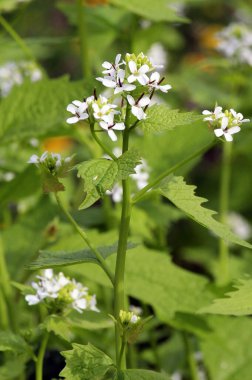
108 0 188 22
200 278 252 316
201 316 252 380
60 343 115 380
0 0 32 12
158 176 252 249
138 105 202 134
118 369 170 379
0 331 31 356
77 150 141 209
0 76 90 143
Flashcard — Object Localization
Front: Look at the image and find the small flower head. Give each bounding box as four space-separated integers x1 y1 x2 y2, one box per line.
202 105 250 142
25 269 99 314
66 100 89 124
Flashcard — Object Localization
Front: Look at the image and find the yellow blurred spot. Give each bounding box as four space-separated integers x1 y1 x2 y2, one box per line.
199 25 222 50
43 137 73 153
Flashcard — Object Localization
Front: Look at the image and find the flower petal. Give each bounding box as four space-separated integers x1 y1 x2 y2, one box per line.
214 128 224 137
108 129 117 141
66 104 76 114
128 60 137 73
127 95 135 106
228 126 241 135
66 116 79 124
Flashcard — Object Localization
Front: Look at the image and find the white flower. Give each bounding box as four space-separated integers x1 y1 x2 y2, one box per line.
203 106 249 142
97 69 136 94
129 305 143 316
228 212 251 240
127 95 150 120
106 183 123 203
102 54 124 76
66 100 89 124
147 43 168 72
25 294 40 305
202 106 224 122
127 60 150 85
92 95 118 123
131 159 149 190
148 71 172 93
99 118 125 142
130 314 140 324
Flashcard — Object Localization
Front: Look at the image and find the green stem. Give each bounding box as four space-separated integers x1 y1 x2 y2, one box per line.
132 140 216 204
90 124 117 160
35 332 49 380
76 0 90 79
183 333 200 380
114 108 131 369
118 338 126 370
218 141 232 285
55 193 114 285
0 15 36 62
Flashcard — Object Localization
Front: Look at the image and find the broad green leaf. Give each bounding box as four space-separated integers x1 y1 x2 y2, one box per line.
138 105 202 134
118 369 170 379
158 176 252 249
60 343 115 380
68 246 214 320
0 0 32 12
0 357 27 380
200 278 252 316
0 76 89 143
201 316 252 380
77 150 141 209
27 241 136 270
109 0 188 22
0 331 31 356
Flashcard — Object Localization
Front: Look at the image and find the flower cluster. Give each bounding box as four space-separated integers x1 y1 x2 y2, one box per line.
66 52 172 141
0 61 42 97
215 23 252 66
202 106 250 141
25 269 99 314
28 151 72 176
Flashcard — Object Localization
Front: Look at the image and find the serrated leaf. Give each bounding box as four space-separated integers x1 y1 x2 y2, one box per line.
41 169 65 193
77 150 141 209
138 105 202 133
158 176 252 249
0 331 31 355
60 343 114 380
200 278 252 316
118 369 170 380
109 0 188 22
28 241 136 270
117 149 141 180
0 76 89 143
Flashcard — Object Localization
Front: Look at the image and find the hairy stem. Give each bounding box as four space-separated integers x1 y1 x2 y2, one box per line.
55 193 114 285
36 332 49 380
114 108 131 369
76 0 90 79
218 141 232 285
132 140 216 204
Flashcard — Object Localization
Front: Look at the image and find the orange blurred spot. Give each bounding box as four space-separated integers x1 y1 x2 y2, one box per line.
198 25 222 50
183 52 215 73
43 137 73 153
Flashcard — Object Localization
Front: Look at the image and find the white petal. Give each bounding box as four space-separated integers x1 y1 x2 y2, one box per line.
66 116 79 124
99 121 109 131
128 60 137 73
230 108 236 117
214 129 224 137
25 294 40 305
108 129 117 141
102 79 117 88
214 106 223 115
138 96 150 107
241 118 250 123
137 74 149 85
221 116 229 129
139 64 150 74
132 106 146 120
79 113 89 120
102 113 114 125
127 74 136 83
117 69 125 81
202 110 212 115
78 103 88 113
228 126 241 135
159 84 172 93
127 95 135 106
150 71 160 82
102 61 111 69
115 54 121 65
66 104 76 114
114 87 123 94
72 100 83 107
113 122 125 131
28 154 39 164
224 132 233 142
123 84 136 91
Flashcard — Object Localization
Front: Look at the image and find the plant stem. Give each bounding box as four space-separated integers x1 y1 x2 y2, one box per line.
114 108 131 369
76 0 90 79
218 141 232 285
90 124 117 160
36 331 49 380
132 140 216 204
0 15 36 62
55 193 114 285
118 338 126 370
183 333 200 380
